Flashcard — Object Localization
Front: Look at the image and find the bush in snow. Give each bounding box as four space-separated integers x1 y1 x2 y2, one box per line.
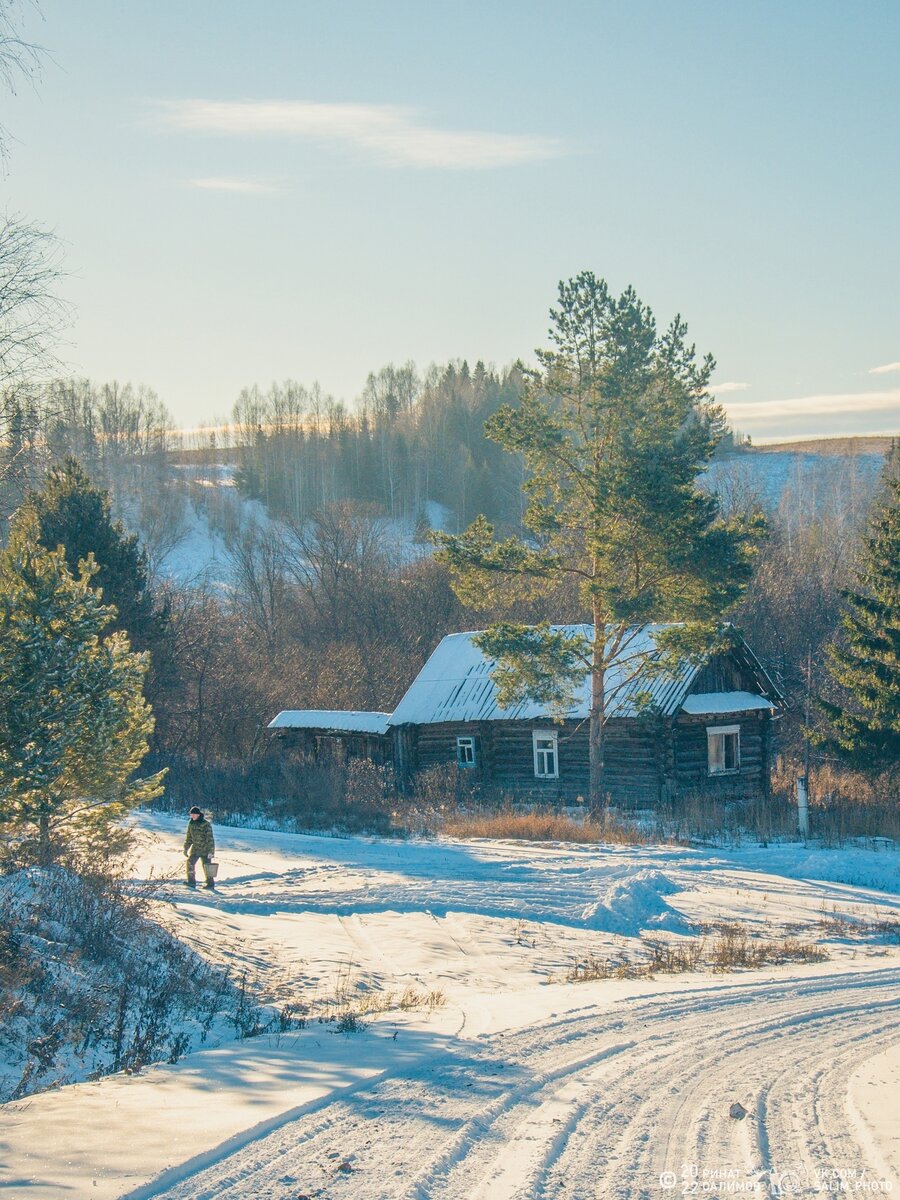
0 861 265 1102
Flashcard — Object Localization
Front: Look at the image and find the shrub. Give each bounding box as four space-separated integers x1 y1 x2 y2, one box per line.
0 861 266 1100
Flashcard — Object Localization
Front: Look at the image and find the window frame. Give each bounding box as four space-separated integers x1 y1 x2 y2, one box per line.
706 724 741 776
456 735 476 768
532 729 559 780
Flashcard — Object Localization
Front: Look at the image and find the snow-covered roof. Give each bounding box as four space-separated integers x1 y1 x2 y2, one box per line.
267 710 391 736
388 625 710 726
681 691 776 715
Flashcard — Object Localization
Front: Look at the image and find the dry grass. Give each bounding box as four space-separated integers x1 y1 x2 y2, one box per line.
346 984 447 1018
566 927 828 983
782 913 900 943
649 790 797 846
770 760 900 845
567 954 647 982
296 960 447 1029
327 984 447 1030
706 926 827 970
645 762 899 847
441 806 649 845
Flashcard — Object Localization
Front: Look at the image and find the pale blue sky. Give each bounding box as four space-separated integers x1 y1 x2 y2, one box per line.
5 0 900 439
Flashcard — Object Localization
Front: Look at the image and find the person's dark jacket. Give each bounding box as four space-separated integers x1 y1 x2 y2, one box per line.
184 817 215 858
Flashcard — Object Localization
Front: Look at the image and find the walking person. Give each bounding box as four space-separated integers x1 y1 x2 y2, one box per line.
184 806 216 889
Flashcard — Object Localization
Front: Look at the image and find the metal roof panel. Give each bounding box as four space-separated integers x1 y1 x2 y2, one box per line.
388 625 701 726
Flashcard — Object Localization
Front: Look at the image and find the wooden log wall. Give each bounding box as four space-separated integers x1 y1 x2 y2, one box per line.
602 719 666 805
406 717 666 804
275 729 393 765
288 711 774 805
673 711 769 797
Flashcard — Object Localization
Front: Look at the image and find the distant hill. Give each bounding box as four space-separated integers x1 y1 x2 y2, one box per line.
706 439 888 512
753 435 895 456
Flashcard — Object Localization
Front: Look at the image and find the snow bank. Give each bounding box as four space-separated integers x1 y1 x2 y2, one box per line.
0 866 258 1102
578 868 689 935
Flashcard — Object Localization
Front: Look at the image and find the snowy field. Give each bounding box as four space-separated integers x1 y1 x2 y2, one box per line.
2 816 899 1199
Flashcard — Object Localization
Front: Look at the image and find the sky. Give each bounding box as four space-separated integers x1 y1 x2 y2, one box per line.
4 0 899 441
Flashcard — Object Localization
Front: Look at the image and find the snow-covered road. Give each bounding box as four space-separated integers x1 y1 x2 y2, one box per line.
137 967 900 1200
4 817 898 1199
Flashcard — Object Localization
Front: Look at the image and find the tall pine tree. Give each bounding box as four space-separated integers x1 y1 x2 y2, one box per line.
816 447 900 773
435 273 764 809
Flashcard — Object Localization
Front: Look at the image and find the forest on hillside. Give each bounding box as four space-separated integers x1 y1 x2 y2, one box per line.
1 359 758 538
0 363 530 533
231 362 530 531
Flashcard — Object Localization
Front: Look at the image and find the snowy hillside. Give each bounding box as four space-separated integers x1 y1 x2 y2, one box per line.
117 448 887 591
122 467 452 591
3 817 898 1198
705 449 885 512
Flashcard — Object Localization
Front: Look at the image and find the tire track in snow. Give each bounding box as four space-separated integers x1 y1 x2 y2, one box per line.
139 966 900 1200
431 975 900 1199
539 978 899 1199
401 1039 637 1200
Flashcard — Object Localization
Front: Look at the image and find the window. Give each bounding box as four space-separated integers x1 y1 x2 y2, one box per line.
533 730 559 779
456 736 476 767
707 725 740 775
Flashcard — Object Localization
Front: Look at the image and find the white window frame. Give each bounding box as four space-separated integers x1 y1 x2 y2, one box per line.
456 735 476 768
532 730 559 779
707 724 741 775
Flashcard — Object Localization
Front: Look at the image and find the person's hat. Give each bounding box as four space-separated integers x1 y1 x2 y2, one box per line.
189 806 203 815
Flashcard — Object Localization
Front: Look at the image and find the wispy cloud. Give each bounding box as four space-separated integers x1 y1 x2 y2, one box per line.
189 177 278 194
869 361 900 375
725 389 900 425
709 381 749 394
159 100 562 170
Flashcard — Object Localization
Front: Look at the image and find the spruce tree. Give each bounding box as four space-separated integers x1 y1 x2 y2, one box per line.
435 272 764 809
816 448 900 772
30 457 164 653
0 510 164 860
